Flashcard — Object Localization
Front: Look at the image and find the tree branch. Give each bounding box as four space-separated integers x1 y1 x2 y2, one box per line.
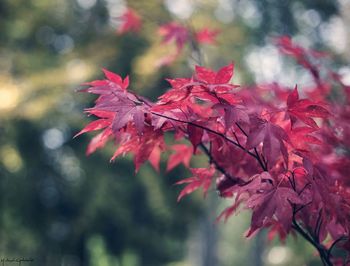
235 122 267 171
199 142 246 186
327 236 348 260
151 112 266 171
291 218 332 266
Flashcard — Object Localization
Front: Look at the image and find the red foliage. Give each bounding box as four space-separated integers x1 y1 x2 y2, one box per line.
115 7 219 65
195 28 220 45
78 35 350 264
117 8 141 35
157 22 219 66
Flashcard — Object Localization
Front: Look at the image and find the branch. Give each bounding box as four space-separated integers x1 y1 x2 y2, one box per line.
292 218 332 266
314 210 323 242
199 142 245 186
292 204 332 266
327 236 348 260
235 122 267 171
151 112 266 171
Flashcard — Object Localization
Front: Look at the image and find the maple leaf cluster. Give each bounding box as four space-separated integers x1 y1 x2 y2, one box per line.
116 8 219 66
77 33 350 265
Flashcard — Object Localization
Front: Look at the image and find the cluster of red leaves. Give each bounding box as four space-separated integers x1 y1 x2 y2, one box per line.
78 36 350 264
157 22 219 66
116 8 219 66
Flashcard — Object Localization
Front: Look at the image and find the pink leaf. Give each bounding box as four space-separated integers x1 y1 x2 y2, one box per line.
167 144 193 171
117 8 142 35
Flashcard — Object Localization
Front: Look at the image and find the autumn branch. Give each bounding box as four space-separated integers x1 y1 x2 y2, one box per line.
151 111 267 171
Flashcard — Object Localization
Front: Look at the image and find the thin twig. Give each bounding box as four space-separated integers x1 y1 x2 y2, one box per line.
298 182 311 196
314 210 323 241
327 236 348 260
235 122 267 171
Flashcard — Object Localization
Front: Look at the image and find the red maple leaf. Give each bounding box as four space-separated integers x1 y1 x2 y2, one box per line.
195 63 234 84
81 69 129 94
187 123 203 153
246 117 289 168
86 128 113 156
83 69 150 134
167 144 193 171
286 86 329 128
275 36 323 72
117 8 142 35
246 173 303 236
288 126 322 153
158 22 189 52
176 166 215 201
213 103 249 130
111 126 164 172
148 145 161 172
74 110 114 138
74 110 115 155
195 28 220 45
194 63 239 103
156 78 194 105
155 22 190 67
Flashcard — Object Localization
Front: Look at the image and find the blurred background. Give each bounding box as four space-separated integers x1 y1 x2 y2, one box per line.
0 0 349 265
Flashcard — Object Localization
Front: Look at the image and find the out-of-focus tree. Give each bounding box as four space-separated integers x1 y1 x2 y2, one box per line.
0 1 202 265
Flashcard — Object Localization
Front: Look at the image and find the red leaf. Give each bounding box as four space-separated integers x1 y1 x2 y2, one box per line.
287 85 299 106
195 28 220 45
194 63 238 98
134 129 164 172
83 70 150 134
176 167 215 201
213 103 249 130
103 68 123 85
195 65 216 84
74 119 111 138
110 127 164 172
148 146 161 172
187 124 203 153
167 144 193 171
117 8 141 35
215 63 234 84
286 86 329 128
177 181 203 202
246 173 303 236
158 22 189 51
86 128 113 155
247 118 289 168
288 126 322 152
216 198 243 223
